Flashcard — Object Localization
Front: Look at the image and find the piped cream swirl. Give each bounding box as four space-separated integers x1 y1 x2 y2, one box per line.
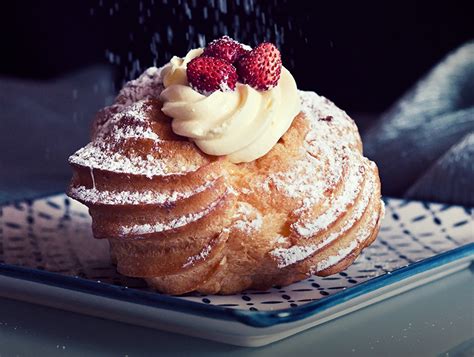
160 48 301 163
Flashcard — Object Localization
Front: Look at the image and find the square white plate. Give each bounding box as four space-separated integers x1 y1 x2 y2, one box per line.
0 194 472 346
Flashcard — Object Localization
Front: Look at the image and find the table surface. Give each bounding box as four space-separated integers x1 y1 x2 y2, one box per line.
0 264 472 356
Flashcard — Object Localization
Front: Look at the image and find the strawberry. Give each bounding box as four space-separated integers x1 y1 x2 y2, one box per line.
236 42 282 91
202 36 250 63
186 56 238 94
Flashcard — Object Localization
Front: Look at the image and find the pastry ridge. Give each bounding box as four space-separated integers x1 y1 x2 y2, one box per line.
67 67 383 294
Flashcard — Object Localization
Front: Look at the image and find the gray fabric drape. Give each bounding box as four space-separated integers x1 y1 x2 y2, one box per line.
363 41 474 205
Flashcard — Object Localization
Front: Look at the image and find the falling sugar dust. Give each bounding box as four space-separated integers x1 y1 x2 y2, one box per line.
90 0 304 85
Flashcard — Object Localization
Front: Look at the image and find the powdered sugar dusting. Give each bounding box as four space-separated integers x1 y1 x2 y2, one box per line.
313 202 381 273
315 240 358 272
231 90 381 270
69 142 199 179
69 179 217 205
182 244 213 268
270 163 377 269
258 91 361 222
69 68 206 178
96 101 161 142
264 150 324 199
114 125 160 141
231 202 263 234
293 153 365 238
69 96 201 179
274 235 289 245
265 91 380 268
116 67 165 106
271 244 318 269
300 90 360 150
119 190 226 235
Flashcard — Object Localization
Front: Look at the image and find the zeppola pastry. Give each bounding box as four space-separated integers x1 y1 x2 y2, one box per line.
68 36 384 294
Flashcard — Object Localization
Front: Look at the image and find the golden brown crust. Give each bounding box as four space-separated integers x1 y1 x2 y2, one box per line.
67 68 383 295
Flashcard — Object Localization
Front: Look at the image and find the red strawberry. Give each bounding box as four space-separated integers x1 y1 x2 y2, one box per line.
186 56 238 94
202 36 250 63
236 42 282 91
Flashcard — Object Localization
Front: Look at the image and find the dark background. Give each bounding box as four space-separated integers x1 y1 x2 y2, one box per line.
1 0 473 113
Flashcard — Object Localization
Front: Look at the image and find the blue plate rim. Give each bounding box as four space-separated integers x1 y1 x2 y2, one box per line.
0 194 473 328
